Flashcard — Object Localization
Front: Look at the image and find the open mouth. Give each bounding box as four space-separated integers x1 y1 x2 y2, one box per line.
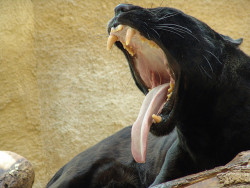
107 24 177 163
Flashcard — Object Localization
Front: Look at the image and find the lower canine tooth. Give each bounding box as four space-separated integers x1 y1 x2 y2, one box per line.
107 35 118 50
126 27 136 45
152 114 162 123
167 93 172 100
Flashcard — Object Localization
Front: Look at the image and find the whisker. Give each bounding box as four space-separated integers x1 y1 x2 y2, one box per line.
151 28 160 39
158 24 192 33
152 0 165 15
159 0 165 7
156 28 185 38
156 26 188 34
155 25 199 42
141 24 151 39
203 55 214 74
124 76 133 91
205 50 222 64
158 12 180 21
143 22 149 27
199 65 212 79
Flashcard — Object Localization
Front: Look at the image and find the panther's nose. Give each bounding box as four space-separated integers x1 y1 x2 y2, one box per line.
115 4 139 15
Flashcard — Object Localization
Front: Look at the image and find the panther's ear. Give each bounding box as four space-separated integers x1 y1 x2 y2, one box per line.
220 34 243 47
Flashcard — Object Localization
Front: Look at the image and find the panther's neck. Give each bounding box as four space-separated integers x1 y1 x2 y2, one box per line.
176 49 250 165
177 47 249 129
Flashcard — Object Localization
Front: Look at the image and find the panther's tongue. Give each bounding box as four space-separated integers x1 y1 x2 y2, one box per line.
131 83 169 163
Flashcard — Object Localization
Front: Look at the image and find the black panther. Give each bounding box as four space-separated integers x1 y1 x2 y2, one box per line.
47 4 250 188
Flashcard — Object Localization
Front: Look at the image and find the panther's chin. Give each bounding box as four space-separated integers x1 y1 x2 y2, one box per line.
107 24 178 163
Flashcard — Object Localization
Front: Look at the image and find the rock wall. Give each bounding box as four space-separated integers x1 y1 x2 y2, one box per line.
0 0 249 187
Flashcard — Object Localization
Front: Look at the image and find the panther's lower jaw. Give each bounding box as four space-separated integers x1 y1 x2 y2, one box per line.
107 24 178 163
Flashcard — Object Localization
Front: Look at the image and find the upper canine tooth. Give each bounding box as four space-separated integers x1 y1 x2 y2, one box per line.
107 35 118 50
126 27 136 45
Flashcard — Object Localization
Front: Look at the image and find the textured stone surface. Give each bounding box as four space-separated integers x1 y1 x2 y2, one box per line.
0 151 35 188
0 0 249 187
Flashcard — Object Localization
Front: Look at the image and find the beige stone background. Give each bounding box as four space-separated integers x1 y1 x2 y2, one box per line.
0 0 249 187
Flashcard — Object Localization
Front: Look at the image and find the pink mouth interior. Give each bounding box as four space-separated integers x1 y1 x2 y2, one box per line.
111 26 174 163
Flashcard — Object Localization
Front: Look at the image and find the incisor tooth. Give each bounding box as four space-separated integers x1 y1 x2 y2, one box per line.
170 82 175 88
139 35 159 48
107 35 118 50
121 41 135 56
126 27 136 45
168 82 175 93
152 114 162 123
167 93 172 100
111 25 123 33
116 25 123 32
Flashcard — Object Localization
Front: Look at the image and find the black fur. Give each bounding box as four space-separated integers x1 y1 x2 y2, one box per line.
47 127 176 188
47 4 250 188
